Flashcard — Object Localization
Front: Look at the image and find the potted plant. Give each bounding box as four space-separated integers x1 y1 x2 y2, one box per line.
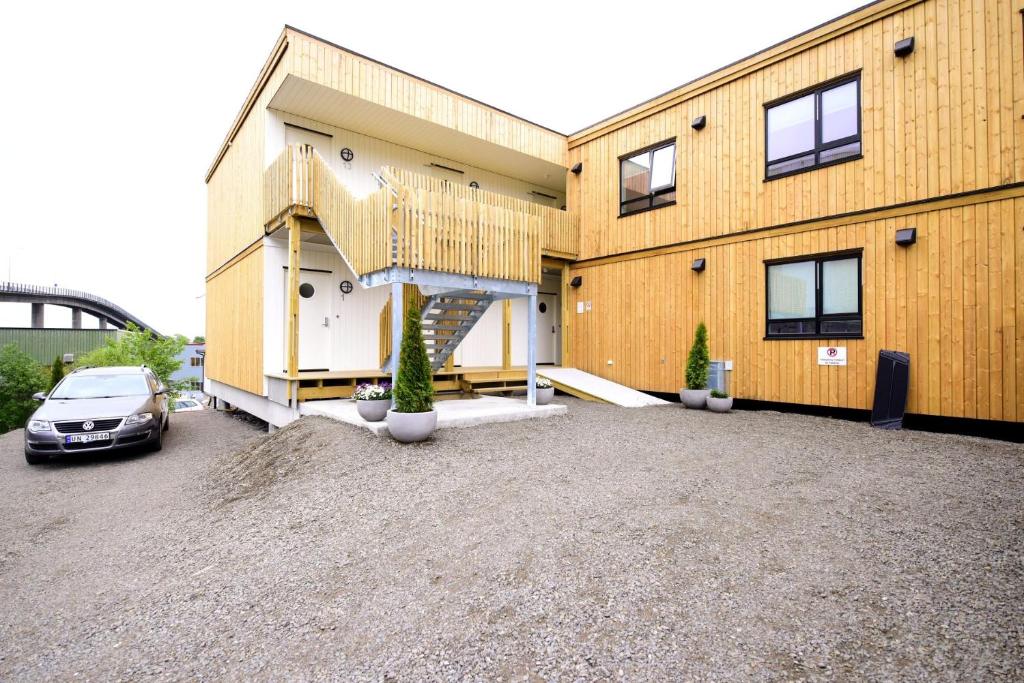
706 389 733 413
679 321 711 409
535 377 554 405
353 382 392 422
386 305 437 442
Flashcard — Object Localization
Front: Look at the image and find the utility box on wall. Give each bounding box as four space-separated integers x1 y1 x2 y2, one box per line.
708 360 730 394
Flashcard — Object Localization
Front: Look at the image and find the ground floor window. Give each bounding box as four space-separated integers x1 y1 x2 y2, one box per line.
765 250 862 339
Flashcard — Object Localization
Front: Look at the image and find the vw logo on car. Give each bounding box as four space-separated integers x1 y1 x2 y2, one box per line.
82 420 94 431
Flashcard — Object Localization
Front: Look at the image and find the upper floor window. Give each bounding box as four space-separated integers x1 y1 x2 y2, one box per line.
620 140 676 216
766 250 862 339
765 75 861 179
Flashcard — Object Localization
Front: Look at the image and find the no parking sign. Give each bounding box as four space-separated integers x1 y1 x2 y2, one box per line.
817 346 847 366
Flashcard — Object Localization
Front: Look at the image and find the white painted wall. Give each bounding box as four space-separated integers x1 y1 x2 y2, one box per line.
263 237 390 374
454 303 503 367
265 240 563 373
266 109 566 208
262 107 569 373
511 273 562 366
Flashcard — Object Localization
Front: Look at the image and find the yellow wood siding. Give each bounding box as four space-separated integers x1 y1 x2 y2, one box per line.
205 246 265 395
568 194 1023 422
284 29 566 168
567 0 1022 261
207 67 288 272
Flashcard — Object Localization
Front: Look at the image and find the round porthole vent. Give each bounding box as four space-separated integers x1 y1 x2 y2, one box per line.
539 302 547 314
299 283 315 298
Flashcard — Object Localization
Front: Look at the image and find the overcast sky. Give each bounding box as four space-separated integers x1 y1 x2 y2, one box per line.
0 0 865 338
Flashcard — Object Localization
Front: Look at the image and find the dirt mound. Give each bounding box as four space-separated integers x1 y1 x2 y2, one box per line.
207 416 346 505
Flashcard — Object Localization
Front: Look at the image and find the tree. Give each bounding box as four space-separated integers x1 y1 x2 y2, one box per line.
192 336 205 344
0 344 46 434
49 356 65 392
685 321 710 390
393 304 434 413
76 323 187 391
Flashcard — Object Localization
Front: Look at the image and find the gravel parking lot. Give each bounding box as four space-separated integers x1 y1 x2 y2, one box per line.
1 399 1021 680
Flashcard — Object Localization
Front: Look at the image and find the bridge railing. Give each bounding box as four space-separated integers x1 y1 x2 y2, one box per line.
0 281 160 335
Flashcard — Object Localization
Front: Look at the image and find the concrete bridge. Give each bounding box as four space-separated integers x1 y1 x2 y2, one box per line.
0 282 161 336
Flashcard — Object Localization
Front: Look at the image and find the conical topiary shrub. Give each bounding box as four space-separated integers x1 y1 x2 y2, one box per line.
685 321 710 390
49 356 65 392
393 303 434 414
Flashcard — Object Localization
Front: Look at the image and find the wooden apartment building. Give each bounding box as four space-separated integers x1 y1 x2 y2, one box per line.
205 0 1023 428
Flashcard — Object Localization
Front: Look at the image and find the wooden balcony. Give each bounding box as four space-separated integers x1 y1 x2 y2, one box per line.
264 145 578 284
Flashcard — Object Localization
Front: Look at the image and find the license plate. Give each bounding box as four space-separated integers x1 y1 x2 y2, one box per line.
65 432 110 444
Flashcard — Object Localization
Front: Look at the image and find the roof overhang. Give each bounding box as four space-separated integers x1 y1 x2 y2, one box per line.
269 75 567 192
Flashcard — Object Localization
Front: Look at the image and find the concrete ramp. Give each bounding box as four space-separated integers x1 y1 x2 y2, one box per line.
538 368 670 407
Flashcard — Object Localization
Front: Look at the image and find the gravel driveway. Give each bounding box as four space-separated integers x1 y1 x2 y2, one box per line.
1 400 1021 680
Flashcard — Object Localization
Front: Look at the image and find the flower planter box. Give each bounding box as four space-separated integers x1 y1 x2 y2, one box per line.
535 387 555 405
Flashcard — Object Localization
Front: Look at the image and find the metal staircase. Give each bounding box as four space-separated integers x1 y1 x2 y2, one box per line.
383 291 494 372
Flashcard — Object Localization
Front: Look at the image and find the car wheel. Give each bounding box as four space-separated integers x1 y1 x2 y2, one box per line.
25 449 48 465
150 425 163 452
163 413 170 432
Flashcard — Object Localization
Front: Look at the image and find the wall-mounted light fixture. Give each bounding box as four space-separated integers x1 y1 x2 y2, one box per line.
570 162 583 175
691 115 707 131
691 258 706 272
895 227 917 246
429 162 464 174
894 37 915 57
530 190 558 200
570 276 583 287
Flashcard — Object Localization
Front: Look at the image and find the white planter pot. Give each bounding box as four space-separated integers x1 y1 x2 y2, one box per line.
356 398 390 422
386 409 437 443
535 387 555 405
706 396 734 413
679 388 710 409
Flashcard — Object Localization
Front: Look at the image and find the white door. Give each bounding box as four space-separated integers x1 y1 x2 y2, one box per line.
284 269 333 371
536 293 558 364
285 124 332 159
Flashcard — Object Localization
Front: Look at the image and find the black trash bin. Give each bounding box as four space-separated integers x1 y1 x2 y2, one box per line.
871 350 910 429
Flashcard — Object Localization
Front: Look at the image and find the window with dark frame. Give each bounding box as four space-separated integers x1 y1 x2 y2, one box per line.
619 140 676 216
765 74 861 179
765 251 863 339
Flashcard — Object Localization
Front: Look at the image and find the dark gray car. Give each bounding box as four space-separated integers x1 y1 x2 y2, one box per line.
24 366 170 465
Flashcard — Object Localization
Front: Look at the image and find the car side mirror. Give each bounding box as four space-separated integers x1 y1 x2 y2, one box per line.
32 392 47 401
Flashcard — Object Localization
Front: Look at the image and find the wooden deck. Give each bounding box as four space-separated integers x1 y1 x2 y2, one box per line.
266 366 549 402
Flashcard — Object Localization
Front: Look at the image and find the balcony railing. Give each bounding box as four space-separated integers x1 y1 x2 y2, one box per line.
264 144 392 275
264 145 578 284
382 167 579 259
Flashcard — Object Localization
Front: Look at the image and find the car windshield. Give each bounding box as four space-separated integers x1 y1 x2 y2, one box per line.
50 374 151 399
